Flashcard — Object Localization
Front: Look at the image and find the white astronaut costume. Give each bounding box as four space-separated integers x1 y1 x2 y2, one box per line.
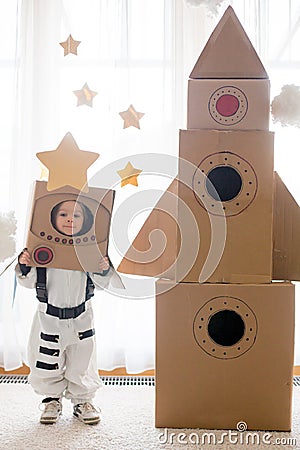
15 264 122 405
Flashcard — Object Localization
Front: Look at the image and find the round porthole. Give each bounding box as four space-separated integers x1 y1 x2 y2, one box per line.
33 246 54 265
208 86 248 125
193 296 257 360
193 151 258 217
206 166 242 202
208 310 245 346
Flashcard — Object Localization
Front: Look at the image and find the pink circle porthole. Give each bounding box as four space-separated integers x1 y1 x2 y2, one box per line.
208 86 248 125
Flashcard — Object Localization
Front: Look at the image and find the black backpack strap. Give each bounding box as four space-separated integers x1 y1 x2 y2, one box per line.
85 273 95 301
36 267 48 303
36 268 94 307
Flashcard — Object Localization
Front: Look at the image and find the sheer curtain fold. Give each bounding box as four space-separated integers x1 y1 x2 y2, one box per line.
8 0 206 372
1 0 299 371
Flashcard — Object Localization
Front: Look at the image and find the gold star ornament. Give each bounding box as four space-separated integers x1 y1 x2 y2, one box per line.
73 82 98 107
59 34 81 56
119 104 145 129
117 162 143 187
36 133 99 193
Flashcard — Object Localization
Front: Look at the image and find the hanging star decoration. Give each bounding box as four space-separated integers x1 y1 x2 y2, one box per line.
73 82 98 107
59 34 81 56
119 104 145 129
36 132 99 193
117 162 143 187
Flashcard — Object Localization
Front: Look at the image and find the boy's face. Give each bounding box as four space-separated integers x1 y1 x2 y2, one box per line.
54 201 84 236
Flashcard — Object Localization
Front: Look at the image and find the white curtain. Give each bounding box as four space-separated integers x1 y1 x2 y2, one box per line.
1 0 207 372
230 0 300 365
1 0 299 371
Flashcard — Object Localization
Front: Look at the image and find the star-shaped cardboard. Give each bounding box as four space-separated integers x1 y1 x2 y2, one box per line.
117 162 142 187
59 34 81 56
36 133 99 193
73 82 98 107
119 104 145 129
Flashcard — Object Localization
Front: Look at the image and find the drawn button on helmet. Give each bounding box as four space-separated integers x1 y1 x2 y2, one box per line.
33 247 54 265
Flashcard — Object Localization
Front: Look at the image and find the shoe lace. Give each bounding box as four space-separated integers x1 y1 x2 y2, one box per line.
39 400 61 413
78 402 100 414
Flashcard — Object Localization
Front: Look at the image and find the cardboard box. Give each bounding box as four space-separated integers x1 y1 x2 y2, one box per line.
273 172 300 281
178 129 274 283
26 181 115 272
118 153 300 285
187 79 270 130
118 130 274 284
155 279 295 430
190 6 268 79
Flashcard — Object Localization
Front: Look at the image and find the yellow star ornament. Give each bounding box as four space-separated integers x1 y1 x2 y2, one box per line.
119 104 145 129
117 162 143 187
59 34 81 56
73 82 98 107
36 133 99 193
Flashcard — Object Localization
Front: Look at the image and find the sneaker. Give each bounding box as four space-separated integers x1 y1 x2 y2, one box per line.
73 402 100 425
39 398 62 424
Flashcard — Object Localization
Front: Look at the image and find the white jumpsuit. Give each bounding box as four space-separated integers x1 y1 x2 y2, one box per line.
15 265 119 405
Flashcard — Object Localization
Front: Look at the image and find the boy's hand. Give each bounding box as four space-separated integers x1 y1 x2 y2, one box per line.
99 256 110 273
18 249 31 266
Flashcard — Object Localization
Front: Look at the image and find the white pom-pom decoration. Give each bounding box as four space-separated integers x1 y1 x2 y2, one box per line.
0 211 17 262
271 84 300 128
184 0 226 16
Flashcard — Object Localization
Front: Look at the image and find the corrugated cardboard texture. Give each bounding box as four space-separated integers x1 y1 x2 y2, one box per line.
117 179 179 279
273 172 300 281
190 6 268 79
36 132 99 193
155 280 295 430
118 130 275 283
187 79 270 130
178 129 274 283
26 181 115 272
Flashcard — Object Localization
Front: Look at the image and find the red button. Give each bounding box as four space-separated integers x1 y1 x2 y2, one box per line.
33 247 53 265
216 94 239 117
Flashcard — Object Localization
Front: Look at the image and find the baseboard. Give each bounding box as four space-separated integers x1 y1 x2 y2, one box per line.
99 368 155 376
0 364 155 376
0 365 30 375
0 364 299 377
294 366 300 376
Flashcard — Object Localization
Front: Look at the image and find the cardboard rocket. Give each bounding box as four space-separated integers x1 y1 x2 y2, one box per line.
118 6 299 431
118 6 300 284
26 133 115 273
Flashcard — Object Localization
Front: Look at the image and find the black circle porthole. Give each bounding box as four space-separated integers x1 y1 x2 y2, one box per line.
206 166 242 202
208 86 248 125
193 151 258 217
193 296 257 359
208 310 245 346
